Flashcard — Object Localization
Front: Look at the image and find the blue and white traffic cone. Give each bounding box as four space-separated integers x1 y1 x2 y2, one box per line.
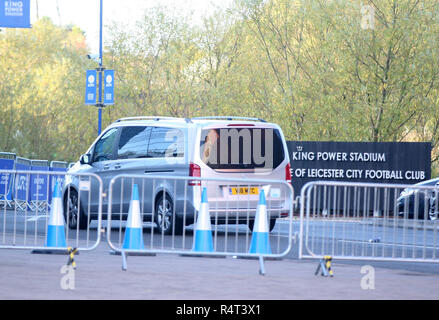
45 182 67 247
249 190 272 254
122 184 144 250
192 187 214 252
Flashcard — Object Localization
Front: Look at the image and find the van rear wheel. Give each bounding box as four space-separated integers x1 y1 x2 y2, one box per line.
248 218 276 233
155 194 184 235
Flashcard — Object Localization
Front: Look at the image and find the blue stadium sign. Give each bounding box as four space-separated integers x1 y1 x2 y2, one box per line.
85 70 97 105
103 69 114 105
0 0 31 28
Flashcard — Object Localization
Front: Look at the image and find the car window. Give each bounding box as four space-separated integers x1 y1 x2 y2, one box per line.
200 128 285 170
117 126 151 159
93 128 118 162
147 127 184 158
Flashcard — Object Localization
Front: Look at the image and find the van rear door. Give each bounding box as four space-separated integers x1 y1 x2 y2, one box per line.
197 125 290 212
199 126 287 175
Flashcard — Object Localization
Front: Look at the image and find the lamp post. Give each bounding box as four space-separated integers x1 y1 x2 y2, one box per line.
87 0 113 135
97 0 103 135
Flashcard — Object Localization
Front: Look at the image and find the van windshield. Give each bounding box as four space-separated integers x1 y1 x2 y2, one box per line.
200 128 285 170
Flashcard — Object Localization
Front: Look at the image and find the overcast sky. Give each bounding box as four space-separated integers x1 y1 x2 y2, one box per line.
30 0 234 52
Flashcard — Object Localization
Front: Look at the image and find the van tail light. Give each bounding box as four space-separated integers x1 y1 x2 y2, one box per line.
189 163 201 186
285 163 292 184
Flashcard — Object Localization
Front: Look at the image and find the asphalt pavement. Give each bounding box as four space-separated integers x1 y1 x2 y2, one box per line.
1 238 439 300
1 210 439 301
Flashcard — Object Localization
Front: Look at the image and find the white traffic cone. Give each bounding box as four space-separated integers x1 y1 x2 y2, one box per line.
45 182 67 247
192 187 214 252
249 189 272 254
122 184 144 250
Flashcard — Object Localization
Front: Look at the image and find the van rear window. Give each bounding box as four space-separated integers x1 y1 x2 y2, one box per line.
200 128 285 170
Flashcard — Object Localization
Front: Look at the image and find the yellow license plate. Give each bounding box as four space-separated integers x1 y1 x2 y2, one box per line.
229 187 259 195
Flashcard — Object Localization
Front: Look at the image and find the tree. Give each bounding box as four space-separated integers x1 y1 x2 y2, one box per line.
0 18 94 162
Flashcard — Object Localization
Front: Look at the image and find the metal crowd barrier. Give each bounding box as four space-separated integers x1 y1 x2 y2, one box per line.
13 157 31 211
299 181 439 264
28 160 49 212
0 170 103 253
106 174 294 274
49 161 68 207
0 158 69 213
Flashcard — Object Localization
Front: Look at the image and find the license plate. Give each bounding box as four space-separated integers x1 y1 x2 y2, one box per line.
229 187 259 195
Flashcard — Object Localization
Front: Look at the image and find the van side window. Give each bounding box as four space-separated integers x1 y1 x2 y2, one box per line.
93 128 118 162
147 127 184 158
117 126 151 159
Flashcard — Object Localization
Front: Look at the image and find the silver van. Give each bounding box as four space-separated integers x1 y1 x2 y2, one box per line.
64 116 291 234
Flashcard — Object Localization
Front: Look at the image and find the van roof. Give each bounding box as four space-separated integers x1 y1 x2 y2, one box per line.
111 116 278 129
114 116 266 123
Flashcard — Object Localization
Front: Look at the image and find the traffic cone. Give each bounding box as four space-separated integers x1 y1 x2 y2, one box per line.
122 184 144 250
45 182 67 247
192 187 214 252
249 189 272 254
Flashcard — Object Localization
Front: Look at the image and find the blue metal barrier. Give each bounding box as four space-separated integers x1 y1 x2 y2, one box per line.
28 160 49 212
0 152 16 208
14 157 31 211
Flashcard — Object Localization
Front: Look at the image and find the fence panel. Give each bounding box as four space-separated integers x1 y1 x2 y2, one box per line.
106 174 294 272
14 157 31 211
0 170 103 252
28 160 49 212
299 181 439 263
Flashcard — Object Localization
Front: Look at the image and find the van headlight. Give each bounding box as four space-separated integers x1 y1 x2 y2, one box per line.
64 174 73 186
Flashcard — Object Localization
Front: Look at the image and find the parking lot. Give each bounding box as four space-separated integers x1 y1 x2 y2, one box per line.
1 170 439 302
1 208 439 300
2 211 439 263
1 232 439 301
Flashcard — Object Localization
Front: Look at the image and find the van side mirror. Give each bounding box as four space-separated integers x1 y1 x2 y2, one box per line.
80 153 92 165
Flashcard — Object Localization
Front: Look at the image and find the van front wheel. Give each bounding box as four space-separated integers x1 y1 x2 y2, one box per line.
155 194 184 235
63 189 88 230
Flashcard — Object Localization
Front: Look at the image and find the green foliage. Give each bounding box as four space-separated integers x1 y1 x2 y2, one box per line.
0 18 95 162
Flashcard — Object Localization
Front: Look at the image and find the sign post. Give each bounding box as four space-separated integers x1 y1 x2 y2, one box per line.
97 0 103 135
84 0 115 136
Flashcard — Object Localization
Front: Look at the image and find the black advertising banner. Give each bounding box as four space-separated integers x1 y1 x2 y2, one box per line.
287 141 432 193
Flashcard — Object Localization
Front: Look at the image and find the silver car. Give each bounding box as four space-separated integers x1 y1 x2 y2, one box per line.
64 116 292 234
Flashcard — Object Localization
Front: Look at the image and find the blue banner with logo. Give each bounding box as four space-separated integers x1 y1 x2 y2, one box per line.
103 69 114 105
0 0 31 28
14 160 30 202
85 70 97 105
29 163 49 202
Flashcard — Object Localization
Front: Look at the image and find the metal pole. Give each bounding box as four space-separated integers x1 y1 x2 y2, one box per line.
97 0 103 135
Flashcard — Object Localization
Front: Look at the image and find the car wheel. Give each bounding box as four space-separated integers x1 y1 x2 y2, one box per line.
248 218 276 232
63 189 89 230
155 194 183 235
